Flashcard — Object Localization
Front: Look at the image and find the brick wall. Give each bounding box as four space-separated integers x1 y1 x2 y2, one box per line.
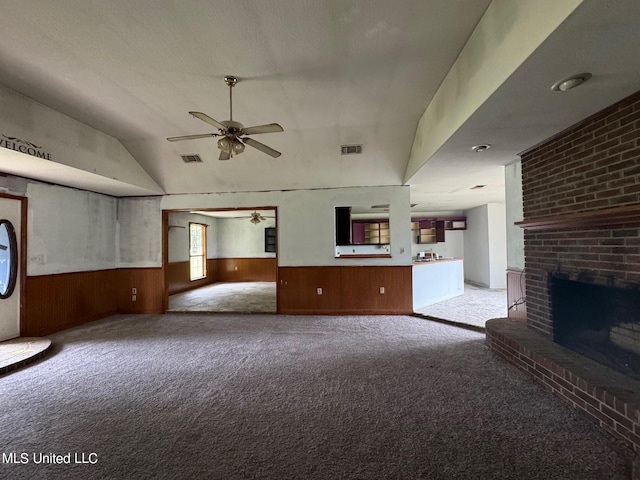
521 90 640 337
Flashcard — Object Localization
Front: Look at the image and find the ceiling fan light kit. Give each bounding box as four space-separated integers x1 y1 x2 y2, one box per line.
167 75 283 160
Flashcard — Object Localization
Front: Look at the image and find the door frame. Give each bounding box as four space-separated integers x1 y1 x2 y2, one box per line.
162 206 279 313
0 192 27 335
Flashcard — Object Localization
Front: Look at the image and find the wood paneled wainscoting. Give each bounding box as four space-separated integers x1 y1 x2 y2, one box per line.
278 266 413 315
23 268 163 337
167 258 276 295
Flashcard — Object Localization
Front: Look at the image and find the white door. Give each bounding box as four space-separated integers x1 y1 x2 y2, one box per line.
0 196 21 341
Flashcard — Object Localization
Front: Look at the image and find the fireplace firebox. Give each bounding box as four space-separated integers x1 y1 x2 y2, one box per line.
550 274 640 381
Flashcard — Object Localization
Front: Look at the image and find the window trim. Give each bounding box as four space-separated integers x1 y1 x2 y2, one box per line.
189 222 207 281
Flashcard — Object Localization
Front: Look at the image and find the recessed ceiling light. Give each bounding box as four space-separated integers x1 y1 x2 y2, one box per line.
472 144 491 153
551 73 592 92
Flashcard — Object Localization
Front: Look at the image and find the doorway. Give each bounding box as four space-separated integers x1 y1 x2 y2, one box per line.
0 194 24 341
164 207 278 313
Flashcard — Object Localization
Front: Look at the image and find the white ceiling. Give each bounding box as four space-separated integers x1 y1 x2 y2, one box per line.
0 0 639 212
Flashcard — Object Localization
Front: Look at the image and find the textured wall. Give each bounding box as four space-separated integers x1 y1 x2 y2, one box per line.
117 197 162 267
27 182 117 275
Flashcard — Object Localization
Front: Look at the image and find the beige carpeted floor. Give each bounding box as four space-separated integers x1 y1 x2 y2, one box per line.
169 281 277 313
0 313 633 479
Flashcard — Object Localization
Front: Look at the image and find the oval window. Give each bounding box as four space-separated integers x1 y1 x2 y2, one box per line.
0 219 18 299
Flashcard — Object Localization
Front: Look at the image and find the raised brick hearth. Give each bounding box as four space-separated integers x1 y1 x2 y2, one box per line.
487 90 640 453
486 319 640 452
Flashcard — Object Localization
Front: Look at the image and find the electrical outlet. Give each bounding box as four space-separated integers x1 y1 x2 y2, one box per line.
132 287 137 295
380 286 385 294
234 266 238 271
132 294 137 302
317 287 323 295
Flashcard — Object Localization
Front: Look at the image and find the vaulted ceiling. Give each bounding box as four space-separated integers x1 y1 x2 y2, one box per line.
0 0 639 212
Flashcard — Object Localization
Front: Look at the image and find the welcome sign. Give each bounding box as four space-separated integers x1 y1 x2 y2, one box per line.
0 134 52 160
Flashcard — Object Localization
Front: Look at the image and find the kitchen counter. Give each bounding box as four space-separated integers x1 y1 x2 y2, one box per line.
412 258 464 310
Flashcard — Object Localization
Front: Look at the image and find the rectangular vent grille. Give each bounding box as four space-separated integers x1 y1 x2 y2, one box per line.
180 154 203 163
341 144 362 155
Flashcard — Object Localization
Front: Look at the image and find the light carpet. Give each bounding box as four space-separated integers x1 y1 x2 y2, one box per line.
0 314 634 479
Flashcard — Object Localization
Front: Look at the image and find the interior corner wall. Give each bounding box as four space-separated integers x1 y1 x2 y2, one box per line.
505 160 525 270
463 203 507 288
463 205 490 286
487 203 507 289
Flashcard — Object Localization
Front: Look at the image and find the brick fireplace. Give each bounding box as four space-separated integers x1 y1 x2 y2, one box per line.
486 90 640 453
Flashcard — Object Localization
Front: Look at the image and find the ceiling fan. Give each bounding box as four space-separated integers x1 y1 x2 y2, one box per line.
167 75 283 160
249 211 267 224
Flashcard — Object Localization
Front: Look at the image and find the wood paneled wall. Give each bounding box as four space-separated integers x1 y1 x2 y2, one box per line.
506 269 527 322
23 268 163 336
278 266 413 315
24 270 118 336
167 260 216 295
117 268 164 314
167 258 276 295
217 258 277 282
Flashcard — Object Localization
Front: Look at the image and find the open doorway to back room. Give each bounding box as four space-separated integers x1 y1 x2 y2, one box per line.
165 208 277 313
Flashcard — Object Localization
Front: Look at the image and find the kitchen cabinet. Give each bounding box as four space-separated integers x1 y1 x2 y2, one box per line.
413 216 465 243
364 222 390 244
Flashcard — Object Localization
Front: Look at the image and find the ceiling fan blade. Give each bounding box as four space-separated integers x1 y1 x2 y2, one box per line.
242 137 281 158
166 133 218 142
242 123 284 135
189 111 227 131
219 149 231 161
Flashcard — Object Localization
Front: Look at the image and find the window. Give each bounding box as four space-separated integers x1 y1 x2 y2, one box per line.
0 219 17 299
189 223 207 281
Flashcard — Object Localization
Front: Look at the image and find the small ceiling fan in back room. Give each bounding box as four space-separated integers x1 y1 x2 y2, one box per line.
167 75 283 160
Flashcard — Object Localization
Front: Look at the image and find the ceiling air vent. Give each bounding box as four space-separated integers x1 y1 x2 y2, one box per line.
341 144 362 155
180 154 203 163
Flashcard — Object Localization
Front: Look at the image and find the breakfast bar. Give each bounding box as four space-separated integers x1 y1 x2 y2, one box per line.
412 258 464 310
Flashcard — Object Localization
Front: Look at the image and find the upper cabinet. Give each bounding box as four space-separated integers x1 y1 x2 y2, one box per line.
412 216 466 243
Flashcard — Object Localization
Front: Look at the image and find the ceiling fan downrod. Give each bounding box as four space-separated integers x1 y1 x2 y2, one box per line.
224 75 237 121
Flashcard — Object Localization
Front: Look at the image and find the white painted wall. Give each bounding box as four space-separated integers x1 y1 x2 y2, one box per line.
463 203 507 288
505 160 525 270
410 230 464 260
167 213 218 263
487 203 507 289
117 197 162 268
27 182 118 275
217 217 276 258
463 205 490 287
16 180 410 277
161 185 412 267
